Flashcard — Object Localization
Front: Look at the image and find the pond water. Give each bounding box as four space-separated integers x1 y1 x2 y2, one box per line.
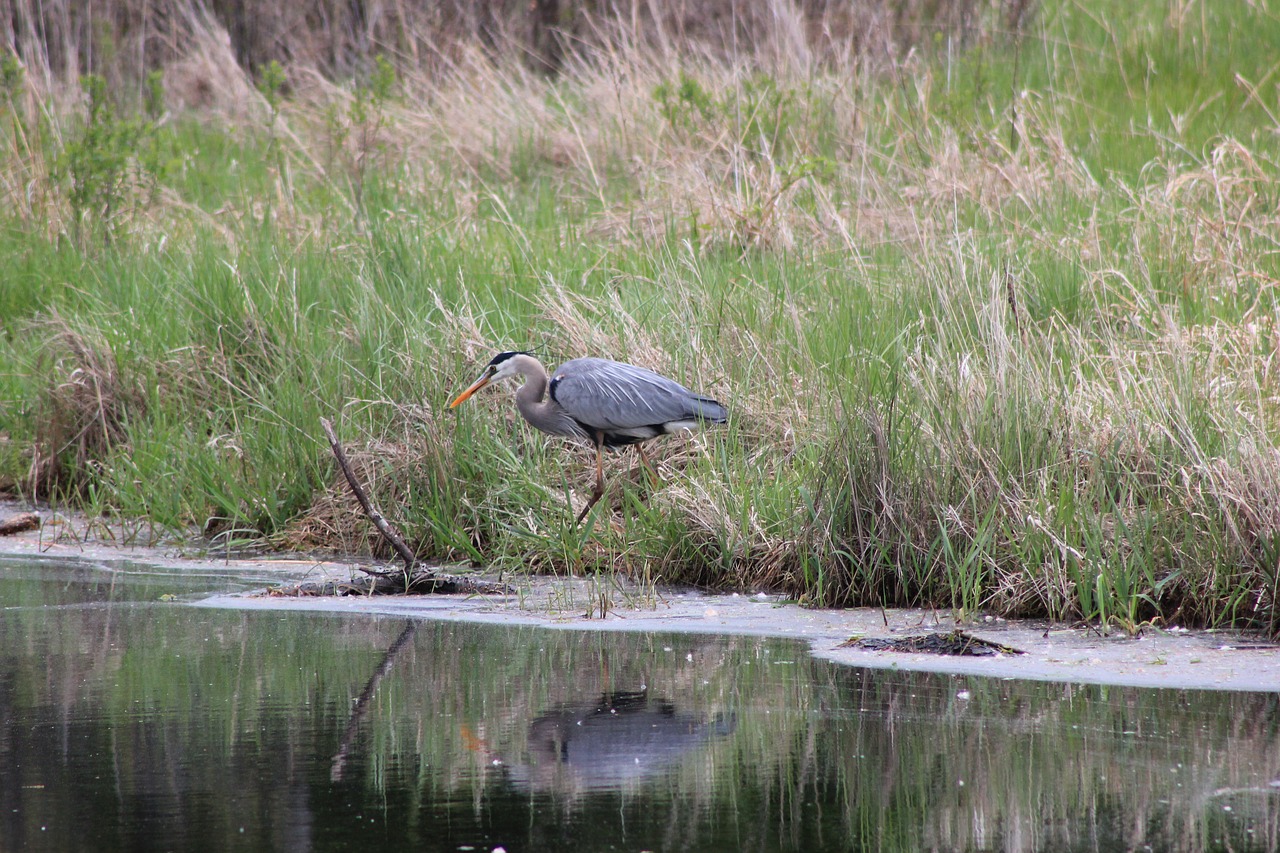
2 556 1279 852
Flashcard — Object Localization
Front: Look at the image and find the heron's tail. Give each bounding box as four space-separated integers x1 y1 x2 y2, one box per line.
693 396 728 424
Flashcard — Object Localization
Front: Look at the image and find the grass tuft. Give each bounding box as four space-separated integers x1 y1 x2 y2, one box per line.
26 315 141 499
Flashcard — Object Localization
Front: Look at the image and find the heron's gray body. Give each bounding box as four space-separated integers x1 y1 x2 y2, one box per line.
546 357 727 447
450 350 727 522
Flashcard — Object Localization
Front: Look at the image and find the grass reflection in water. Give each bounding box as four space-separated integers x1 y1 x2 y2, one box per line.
1 559 1277 852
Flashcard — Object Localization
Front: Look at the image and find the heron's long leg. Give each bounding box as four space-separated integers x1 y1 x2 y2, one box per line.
575 431 607 524
635 443 659 487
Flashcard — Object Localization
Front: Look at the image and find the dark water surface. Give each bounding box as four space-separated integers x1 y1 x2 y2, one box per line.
2 557 1279 852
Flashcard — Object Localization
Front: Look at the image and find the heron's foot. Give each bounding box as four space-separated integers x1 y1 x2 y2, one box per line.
627 464 662 488
632 445 662 489
574 485 607 525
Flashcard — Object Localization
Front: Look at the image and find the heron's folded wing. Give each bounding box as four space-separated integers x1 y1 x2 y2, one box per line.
551 358 723 430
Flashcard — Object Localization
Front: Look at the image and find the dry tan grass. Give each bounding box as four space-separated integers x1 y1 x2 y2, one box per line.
6 0 1036 255
26 315 140 497
12 0 1280 629
160 10 266 122
132 0 1032 256
6 0 1025 90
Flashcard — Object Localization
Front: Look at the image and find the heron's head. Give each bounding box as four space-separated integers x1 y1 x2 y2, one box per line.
448 351 534 408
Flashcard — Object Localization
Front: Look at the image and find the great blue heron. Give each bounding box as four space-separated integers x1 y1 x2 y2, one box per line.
449 351 727 522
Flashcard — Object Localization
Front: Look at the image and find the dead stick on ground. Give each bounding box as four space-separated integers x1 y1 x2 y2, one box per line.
0 512 40 536
320 417 417 574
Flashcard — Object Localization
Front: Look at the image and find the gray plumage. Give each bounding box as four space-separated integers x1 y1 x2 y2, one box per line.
550 357 727 445
449 350 727 522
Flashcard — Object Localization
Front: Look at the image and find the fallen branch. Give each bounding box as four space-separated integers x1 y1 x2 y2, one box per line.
321 417 418 573
838 630 1025 657
271 570 505 597
316 417 508 596
0 512 40 536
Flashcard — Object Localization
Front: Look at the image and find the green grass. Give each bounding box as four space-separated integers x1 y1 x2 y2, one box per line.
2 0 1280 633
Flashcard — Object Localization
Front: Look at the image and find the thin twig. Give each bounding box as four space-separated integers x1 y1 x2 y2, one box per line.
320 416 417 572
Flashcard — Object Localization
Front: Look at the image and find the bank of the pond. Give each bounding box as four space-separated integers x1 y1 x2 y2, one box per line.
3 501 1277 693
7 0 1280 641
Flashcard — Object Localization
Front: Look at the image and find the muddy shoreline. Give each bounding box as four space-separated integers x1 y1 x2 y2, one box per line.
3 501 1277 692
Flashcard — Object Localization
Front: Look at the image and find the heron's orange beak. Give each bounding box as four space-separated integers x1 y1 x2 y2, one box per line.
448 375 490 408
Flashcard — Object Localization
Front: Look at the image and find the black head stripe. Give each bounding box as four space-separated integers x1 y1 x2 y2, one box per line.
488 350 534 367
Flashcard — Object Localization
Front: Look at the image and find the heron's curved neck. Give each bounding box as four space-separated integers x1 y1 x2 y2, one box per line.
506 354 583 439
509 354 554 423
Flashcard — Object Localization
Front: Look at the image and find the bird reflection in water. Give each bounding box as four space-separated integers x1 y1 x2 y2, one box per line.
466 690 736 795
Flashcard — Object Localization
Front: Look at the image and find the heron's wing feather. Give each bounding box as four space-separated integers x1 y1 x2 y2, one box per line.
552 358 726 430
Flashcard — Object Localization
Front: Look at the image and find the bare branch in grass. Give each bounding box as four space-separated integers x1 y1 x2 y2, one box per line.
317 416 508 595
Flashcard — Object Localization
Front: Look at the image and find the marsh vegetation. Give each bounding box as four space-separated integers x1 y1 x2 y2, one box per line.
2 0 1280 634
